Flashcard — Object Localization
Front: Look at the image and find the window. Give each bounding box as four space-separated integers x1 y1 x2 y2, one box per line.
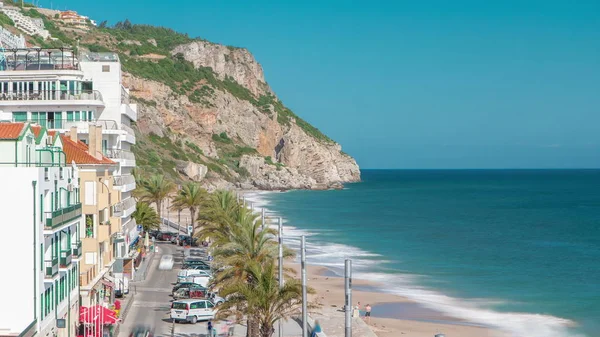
172 303 187 310
197 301 207 309
66 111 74 121
207 301 214 308
44 168 49 181
102 65 110 72
59 168 64 180
13 111 27 121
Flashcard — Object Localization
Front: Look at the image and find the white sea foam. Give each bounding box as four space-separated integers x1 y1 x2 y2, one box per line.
243 191 585 337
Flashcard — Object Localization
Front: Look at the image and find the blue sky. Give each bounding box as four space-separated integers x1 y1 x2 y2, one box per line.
39 0 600 168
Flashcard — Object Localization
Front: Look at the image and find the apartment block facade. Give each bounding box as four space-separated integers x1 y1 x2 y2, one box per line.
0 47 138 336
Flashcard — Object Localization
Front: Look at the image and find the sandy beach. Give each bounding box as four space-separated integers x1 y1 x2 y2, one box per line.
289 264 505 337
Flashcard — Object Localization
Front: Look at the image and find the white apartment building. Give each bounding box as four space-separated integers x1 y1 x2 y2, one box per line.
0 48 138 335
0 3 50 39
0 122 81 337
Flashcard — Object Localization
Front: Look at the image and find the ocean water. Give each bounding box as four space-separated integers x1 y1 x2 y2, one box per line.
245 170 600 337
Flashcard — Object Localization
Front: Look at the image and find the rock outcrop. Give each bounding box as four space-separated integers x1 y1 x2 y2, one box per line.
126 40 360 190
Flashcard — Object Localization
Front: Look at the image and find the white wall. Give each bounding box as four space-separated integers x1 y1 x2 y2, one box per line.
0 168 39 334
80 61 122 126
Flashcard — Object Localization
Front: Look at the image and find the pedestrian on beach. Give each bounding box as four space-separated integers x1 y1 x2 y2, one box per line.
365 304 372 324
311 320 322 337
353 301 361 318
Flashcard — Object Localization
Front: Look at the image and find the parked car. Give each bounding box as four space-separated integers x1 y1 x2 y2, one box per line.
177 270 211 284
170 299 217 324
184 275 211 288
157 232 176 241
173 287 207 300
182 264 211 271
172 282 207 295
207 292 225 305
158 254 174 270
180 236 199 246
149 230 160 238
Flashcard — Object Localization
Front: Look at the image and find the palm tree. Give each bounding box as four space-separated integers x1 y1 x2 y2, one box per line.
203 195 295 337
135 174 175 219
132 201 160 232
171 182 206 237
196 190 243 244
219 261 304 337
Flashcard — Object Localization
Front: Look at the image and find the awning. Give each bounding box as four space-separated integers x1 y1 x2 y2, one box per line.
100 278 114 288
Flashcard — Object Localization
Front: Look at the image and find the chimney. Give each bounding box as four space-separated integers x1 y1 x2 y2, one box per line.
70 126 78 142
88 124 104 160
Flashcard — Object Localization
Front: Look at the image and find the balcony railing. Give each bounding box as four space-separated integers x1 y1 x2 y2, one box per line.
105 149 135 161
44 203 82 229
2 48 79 71
72 241 82 258
121 85 130 104
112 197 136 217
0 90 103 102
11 118 118 131
121 124 135 137
44 257 58 278
80 51 119 63
60 249 72 267
113 174 136 186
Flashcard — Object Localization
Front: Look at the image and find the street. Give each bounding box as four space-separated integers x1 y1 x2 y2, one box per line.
117 241 303 337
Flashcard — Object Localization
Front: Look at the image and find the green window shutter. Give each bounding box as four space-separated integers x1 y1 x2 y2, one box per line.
13 111 27 122
67 111 74 121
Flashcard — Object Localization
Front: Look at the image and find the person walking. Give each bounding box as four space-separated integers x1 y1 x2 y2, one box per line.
365 304 372 324
207 321 213 336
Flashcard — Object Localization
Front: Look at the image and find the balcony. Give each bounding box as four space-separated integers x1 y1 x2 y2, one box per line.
72 241 82 259
0 90 104 107
105 149 136 167
60 249 72 268
44 257 58 278
121 103 137 122
98 222 112 241
113 174 136 192
120 124 136 144
44 203 82 230
112 197 136 218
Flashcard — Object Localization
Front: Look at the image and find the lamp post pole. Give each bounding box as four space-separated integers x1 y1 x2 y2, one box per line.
345 259 352 337
301 235 308 337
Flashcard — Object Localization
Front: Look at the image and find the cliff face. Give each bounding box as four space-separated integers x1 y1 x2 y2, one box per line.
125 40 361 190
172 41 272 97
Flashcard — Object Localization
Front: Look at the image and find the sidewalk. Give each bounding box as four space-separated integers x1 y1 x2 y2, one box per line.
114 251 156 336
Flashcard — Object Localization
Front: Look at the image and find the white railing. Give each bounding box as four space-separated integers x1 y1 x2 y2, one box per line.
112 197 136 216
113 174 136 186
105 149 135 161
121 124 135 137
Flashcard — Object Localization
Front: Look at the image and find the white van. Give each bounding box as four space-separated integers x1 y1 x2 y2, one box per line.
170 299 216 324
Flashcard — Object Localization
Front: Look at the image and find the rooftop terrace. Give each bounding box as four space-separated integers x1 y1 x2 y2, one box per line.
0 48 79 71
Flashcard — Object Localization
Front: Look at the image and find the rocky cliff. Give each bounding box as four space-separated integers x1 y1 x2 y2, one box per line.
0 12 361 190
124 41 360 190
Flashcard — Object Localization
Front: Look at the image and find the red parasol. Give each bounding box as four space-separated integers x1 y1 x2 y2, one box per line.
79 305 119 325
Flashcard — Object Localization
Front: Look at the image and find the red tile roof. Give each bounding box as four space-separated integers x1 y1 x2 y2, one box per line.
0 123 26 140
30 125 42 138
48 131 57 137
60 135 116 165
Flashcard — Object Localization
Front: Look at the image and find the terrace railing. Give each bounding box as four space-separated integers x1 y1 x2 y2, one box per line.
0 90 103 102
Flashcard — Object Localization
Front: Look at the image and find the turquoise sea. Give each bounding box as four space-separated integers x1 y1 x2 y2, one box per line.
246 170 600 337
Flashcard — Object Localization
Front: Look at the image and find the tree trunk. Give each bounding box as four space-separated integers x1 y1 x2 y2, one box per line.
246 316 261 337
156 200 162 219
259 322 274 337
190 207 196 237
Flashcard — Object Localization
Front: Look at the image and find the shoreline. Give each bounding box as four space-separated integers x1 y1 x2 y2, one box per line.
289 263 504 337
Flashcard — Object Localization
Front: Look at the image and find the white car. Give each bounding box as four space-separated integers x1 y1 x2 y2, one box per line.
177 269 211 283
170 299 216 324
158 254 174 270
